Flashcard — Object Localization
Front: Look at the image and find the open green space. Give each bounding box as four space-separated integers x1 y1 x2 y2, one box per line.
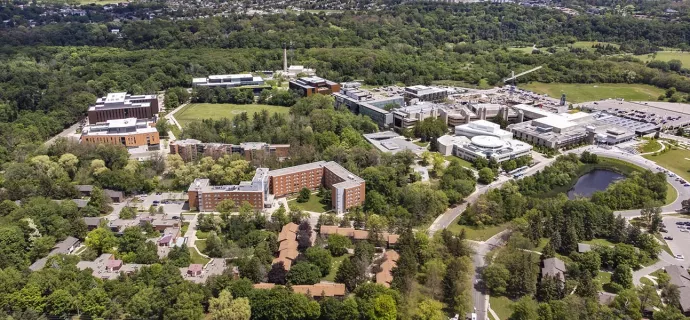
534 238 550 252
196 230 209 240
443 155 474 168
638 139 662 153
596 271 612 291
189 247 210 265
635 51 690 67
447 221 509 241
194 240 207 253
489 296 515 320
644 147 690 182
571 41 620 50
519 82 665 103
665 182 678 205
288 194 331 213
323 254 351 282
581 238 615 247
174 103 290 127
640 277 654 287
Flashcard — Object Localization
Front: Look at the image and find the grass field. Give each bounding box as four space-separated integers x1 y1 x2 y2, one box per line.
443 154 474 168
635 51 690 67
323 254 351 282
596 271 612 291
638 139 662 153
447 221 510 241
644 147 690 182
175 103 290 126
489 296 515 320
666 182 678 205
195 240 207 253
519 82 665 103
288 194 330 213
189 247 210 265
581 238 615 247
571 41 620 50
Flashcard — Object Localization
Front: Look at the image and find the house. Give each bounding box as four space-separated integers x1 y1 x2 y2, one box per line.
104 189 124 203
76 254 142 280
83 217 103 230
665 265 690 315
29 236 81 271
75 185 94 196
541 257 566 282
375 250 400 288
253 282 346 297
577 243 592 253
598 292 617 305
187 264 203 276
319 225 399 248
272 223 299 271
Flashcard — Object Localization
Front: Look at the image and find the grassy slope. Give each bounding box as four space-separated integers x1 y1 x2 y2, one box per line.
520 83 664 103
447 221 510 241
489 296 515 320
635 51 690 66
174 103 290 126
323 254 351 282
644 148 690 182
189 247 210 265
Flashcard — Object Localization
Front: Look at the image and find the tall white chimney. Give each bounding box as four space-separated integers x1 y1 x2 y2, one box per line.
283 45 288 73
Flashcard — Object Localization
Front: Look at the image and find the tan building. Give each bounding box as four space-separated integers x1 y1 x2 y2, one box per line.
88 92 159 123
289 77 340 97
81 118 159 147
170 139 290 162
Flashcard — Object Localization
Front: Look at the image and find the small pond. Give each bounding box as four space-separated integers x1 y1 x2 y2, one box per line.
567 169 625 199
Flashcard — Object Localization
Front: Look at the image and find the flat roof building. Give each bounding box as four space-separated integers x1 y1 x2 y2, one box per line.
289 77 340 97
81 118 160 148
439 134 532 163
170 139 290 163
88 92 159 123
187 161 365 214
392 102 443 130
363 131 425 155
192 74 265 88
404 85 448 102
333 84 403 128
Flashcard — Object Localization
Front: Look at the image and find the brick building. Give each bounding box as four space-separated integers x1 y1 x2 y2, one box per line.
188 168 269 211
188 161 365 214
289 77 340 97
88 92 159 123
170 139 290 162
81 118 160 147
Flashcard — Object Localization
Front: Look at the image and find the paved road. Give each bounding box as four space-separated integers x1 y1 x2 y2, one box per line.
44 119 83 146
469 232 508 320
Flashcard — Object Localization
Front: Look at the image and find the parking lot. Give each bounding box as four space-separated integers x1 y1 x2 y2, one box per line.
578 100 690 130
661 216 690 267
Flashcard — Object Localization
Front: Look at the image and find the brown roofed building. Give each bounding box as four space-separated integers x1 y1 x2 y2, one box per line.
253 282 346 298
353 230 369 240
289 77 340 97
387 234 400 247
376 250 400 287
170 139 290 163
88 92 159 123
336 227 355 237
320 225 338 236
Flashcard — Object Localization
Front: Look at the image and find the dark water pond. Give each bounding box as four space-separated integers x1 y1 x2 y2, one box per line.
567 169 625 199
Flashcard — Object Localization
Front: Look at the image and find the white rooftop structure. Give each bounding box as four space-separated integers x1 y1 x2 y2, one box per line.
512 104 555 119
82 118 156 136
455 120 513 140
532 116 579 132
438 133 532 163
192 74 265 88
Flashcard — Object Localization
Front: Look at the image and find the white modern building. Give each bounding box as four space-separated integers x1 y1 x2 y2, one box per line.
437 134 532 162
454 120 513 141
192 74 265 88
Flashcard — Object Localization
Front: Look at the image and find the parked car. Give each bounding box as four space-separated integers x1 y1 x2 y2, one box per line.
664 236 674 240
676 254 685 260
661 228 668 233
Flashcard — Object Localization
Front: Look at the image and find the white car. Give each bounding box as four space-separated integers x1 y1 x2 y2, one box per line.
681 229 688 232
676 255 685 260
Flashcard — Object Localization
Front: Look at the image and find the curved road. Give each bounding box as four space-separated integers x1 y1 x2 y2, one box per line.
428 143 689 320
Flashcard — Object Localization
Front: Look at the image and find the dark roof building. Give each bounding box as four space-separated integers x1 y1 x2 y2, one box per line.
29 236 81 271
541 257 566 282
666 265 690 315
289 77 340 97
104 189 124 203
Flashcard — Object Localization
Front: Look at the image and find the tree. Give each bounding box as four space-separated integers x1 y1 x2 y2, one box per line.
442 256 472 315
611 289 642 320
482 263 510 295
612 264 633 289
575 273 597 299
335 257 365 292
478 167 495 184
45 289 76 317
205 232 225 257
637 284 660 312
414 298 445 320
209 290 251 320
85 227 117 255
536 275 564 302
304 247 333 277
168 244 192 267
287 262 322 285
87 186 112 215
662 284 681 308
653 306 686 320
267 261 288 285
297 187 311 203
156 117 170 136
509 297 539 320
250 287 320 320
372 294 397 320
327 234 351 257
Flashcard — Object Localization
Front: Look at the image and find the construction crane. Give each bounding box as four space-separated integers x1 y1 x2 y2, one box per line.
503 66 543 85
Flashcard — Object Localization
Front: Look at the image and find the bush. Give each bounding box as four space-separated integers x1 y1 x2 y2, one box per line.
297 188 311 203
327 234 352 257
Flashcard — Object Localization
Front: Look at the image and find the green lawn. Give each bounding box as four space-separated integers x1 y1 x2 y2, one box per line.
189 247 210 265
635 51 690 67
581 238 615 247
489 296 515 320
508 46 536 54
174 103 290 126
447 222 510 241
666 182 678 205
519 82 665 103
288 194 331 213
596 271 612 291
640 277 655 287
323 254 351 282
534 238 550 252
414 141 429 148
638 139 662 153
196 230 209 240
571 41 620 50
195 240 207 253
644 148 690 182
443 154 474 168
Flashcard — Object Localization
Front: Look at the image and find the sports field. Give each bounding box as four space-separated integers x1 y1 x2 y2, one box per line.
634 51 690 67
644 147 690 182
174 103 290 126
519 82 665 103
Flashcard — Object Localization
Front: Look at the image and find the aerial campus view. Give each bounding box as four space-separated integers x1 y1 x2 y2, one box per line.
4 0 690 320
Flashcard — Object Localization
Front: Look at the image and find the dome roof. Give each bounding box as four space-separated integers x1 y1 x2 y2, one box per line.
471 135 505 149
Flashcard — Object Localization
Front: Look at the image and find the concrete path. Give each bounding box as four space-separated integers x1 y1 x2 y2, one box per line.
165 102 188 131
632 251 675 286
489 308 501 320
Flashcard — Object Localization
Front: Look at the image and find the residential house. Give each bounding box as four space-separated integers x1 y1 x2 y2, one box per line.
29 236 81 271
541 257 566 283
665 265 690 315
